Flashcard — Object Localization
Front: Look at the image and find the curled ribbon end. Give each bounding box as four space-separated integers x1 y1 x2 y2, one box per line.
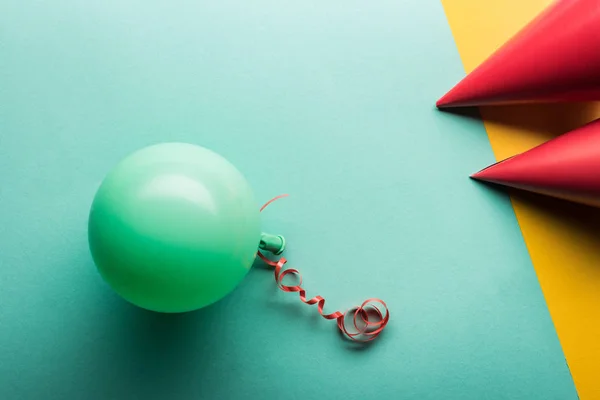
337 299 389 342
259 195 389 343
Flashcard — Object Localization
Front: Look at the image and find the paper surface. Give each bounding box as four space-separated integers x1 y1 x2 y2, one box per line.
0 1 577 399
442 0 600 398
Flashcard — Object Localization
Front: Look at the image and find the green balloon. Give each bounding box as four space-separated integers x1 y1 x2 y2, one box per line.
88 142 261 313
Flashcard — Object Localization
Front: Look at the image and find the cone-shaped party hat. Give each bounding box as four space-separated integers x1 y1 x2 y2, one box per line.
471 118 600 207
437 0 600 108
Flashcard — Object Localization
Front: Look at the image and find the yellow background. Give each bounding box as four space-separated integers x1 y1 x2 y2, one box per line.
440 0 600 398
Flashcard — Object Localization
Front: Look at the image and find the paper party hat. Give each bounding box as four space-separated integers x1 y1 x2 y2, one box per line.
437 0 600 108
471 118 600 207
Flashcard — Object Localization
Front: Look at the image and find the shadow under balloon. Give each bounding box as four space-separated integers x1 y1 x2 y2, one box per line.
93 294 222 399
119 304 210 363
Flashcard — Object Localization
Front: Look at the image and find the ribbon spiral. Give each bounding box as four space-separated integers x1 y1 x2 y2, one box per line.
257 195 389 342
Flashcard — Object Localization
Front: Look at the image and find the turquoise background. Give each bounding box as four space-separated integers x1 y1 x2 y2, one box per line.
0 1 577 399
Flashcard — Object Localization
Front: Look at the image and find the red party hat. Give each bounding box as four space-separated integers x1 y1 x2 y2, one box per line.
471 118 600 207
437 0 600 108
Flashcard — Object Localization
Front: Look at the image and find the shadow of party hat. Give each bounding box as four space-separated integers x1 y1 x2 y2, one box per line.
437 0 600 108
471 118 600 207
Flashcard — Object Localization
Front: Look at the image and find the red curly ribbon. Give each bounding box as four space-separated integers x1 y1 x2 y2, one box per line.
257 195 389 342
